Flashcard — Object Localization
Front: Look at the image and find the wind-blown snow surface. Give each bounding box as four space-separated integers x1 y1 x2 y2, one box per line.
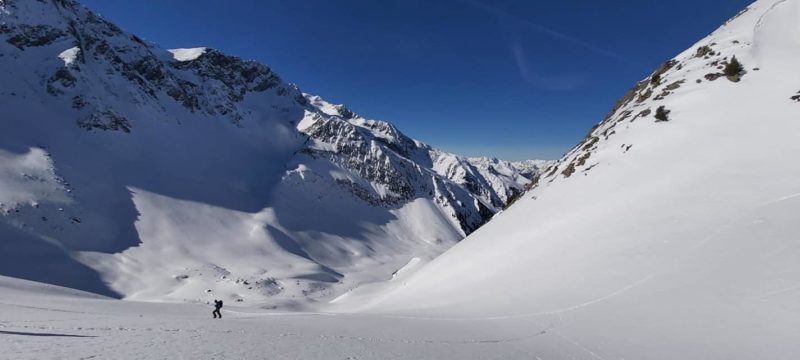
346 0 800 358
0 0 545 307
0 276 569 359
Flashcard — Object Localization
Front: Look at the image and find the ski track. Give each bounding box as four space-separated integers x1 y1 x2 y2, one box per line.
693 190 800 250
354 273 659 322
551 330 609 360
755 0 788 29
760 191 800 206
0 301 96 315
759 285 800 301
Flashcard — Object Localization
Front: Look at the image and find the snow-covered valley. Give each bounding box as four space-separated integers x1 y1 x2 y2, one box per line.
2 0 800 358
1 275 568 359
0 0 548 308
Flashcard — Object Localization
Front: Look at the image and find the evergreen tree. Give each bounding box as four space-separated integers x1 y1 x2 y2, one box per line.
655 105 671 122
724 56 744 78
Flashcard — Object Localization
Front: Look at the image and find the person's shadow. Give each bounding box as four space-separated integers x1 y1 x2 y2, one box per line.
0 330 97 338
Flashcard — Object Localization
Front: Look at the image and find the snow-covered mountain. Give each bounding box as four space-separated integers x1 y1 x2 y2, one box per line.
347 0 800 358
0 0 546 307
429 152 552 210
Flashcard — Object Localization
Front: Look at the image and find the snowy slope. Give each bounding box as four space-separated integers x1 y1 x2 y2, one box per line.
0 0 546 307
353 1 800 358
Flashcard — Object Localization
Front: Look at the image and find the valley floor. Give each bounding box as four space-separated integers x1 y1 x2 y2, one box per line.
0 277 575 360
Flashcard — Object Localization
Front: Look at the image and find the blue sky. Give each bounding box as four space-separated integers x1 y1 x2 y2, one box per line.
81 0 752 160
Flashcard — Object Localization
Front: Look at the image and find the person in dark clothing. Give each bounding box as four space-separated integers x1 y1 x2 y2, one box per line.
212 299 223 319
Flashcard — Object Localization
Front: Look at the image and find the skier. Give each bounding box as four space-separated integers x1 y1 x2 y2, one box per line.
212 299 223 319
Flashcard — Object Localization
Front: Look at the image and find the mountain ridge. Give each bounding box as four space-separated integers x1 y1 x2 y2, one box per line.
0 0 549 306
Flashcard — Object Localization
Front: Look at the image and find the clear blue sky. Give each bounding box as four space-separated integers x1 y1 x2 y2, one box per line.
81 0 752 160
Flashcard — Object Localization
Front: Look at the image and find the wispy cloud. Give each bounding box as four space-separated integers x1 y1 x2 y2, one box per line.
510 40 585 90
462 0 638 66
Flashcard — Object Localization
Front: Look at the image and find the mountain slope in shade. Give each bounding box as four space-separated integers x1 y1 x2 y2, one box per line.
351 1 800 358
0 0 546 307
